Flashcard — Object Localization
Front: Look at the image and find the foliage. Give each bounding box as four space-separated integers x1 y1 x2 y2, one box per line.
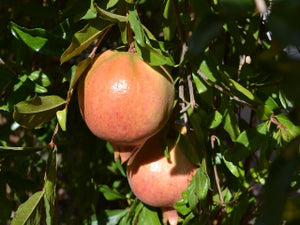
1 0 300 224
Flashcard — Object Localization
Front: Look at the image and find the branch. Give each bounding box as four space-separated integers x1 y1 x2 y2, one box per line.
211 135 224 205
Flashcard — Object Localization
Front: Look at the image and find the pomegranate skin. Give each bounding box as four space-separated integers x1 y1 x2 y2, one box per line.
78 50 175 149
126 136 197 208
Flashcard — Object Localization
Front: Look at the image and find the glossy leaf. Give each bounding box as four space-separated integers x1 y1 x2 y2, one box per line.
60 19 113 64
208 110 223 129
11 191 44 225
10 22 67 56
13 95 66 129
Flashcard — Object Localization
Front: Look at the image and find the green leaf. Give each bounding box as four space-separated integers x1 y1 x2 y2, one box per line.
163 0 176 41
98 209 128 225
137 205 161 225
178 133 201 166
256 138 300 225
223 157 245 178
128 9 146 47
223 108 240 141
275 114 300 142
44 147 57 225
228 78 258 103
208 110 223 129
188 16 223 55
10 22 67 56
173 199 191 216
13 95 66 129
11 191 44 225
95 4 128 22
225 122 268 162
0 145 48 157
81 0 97 20
182 167 210 210
192 73 207 94
60 19 113 64
69 57 93 91
98 184 125 201
56 107 67 131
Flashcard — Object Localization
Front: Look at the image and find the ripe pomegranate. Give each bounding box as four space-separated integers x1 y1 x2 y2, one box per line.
78 50 175 162
126 135 197 225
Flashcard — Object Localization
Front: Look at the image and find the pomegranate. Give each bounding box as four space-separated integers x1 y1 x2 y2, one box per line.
78 50 175 162
126 135 197 225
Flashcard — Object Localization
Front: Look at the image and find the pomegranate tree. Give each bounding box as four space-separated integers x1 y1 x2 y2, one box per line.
126 134 197 225
78 50 175 162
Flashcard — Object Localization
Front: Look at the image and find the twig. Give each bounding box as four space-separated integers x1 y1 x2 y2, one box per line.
196 70 255 109
179 77 188 125
270 113 289 141
88 25 112 58
211 135 224 205
187 74 196 110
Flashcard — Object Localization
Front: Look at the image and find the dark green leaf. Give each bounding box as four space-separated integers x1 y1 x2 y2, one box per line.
69 57 93 91
225 121 268 162
0 145 48 157
60 19 113 64
256 138 300 225
98 184 125 201
188 16 223 55
128 10 146 47
13 95 66 129
10 22 67 56
11 191 44 225
223 108 240 141
44 147 57 225
178 133 201 166
98 209 128 225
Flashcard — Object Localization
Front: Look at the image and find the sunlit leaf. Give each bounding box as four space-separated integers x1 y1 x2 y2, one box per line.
163 0 176 41
13 95 66 129
60 19 113 64
95 4 128 22
11 191 44 225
